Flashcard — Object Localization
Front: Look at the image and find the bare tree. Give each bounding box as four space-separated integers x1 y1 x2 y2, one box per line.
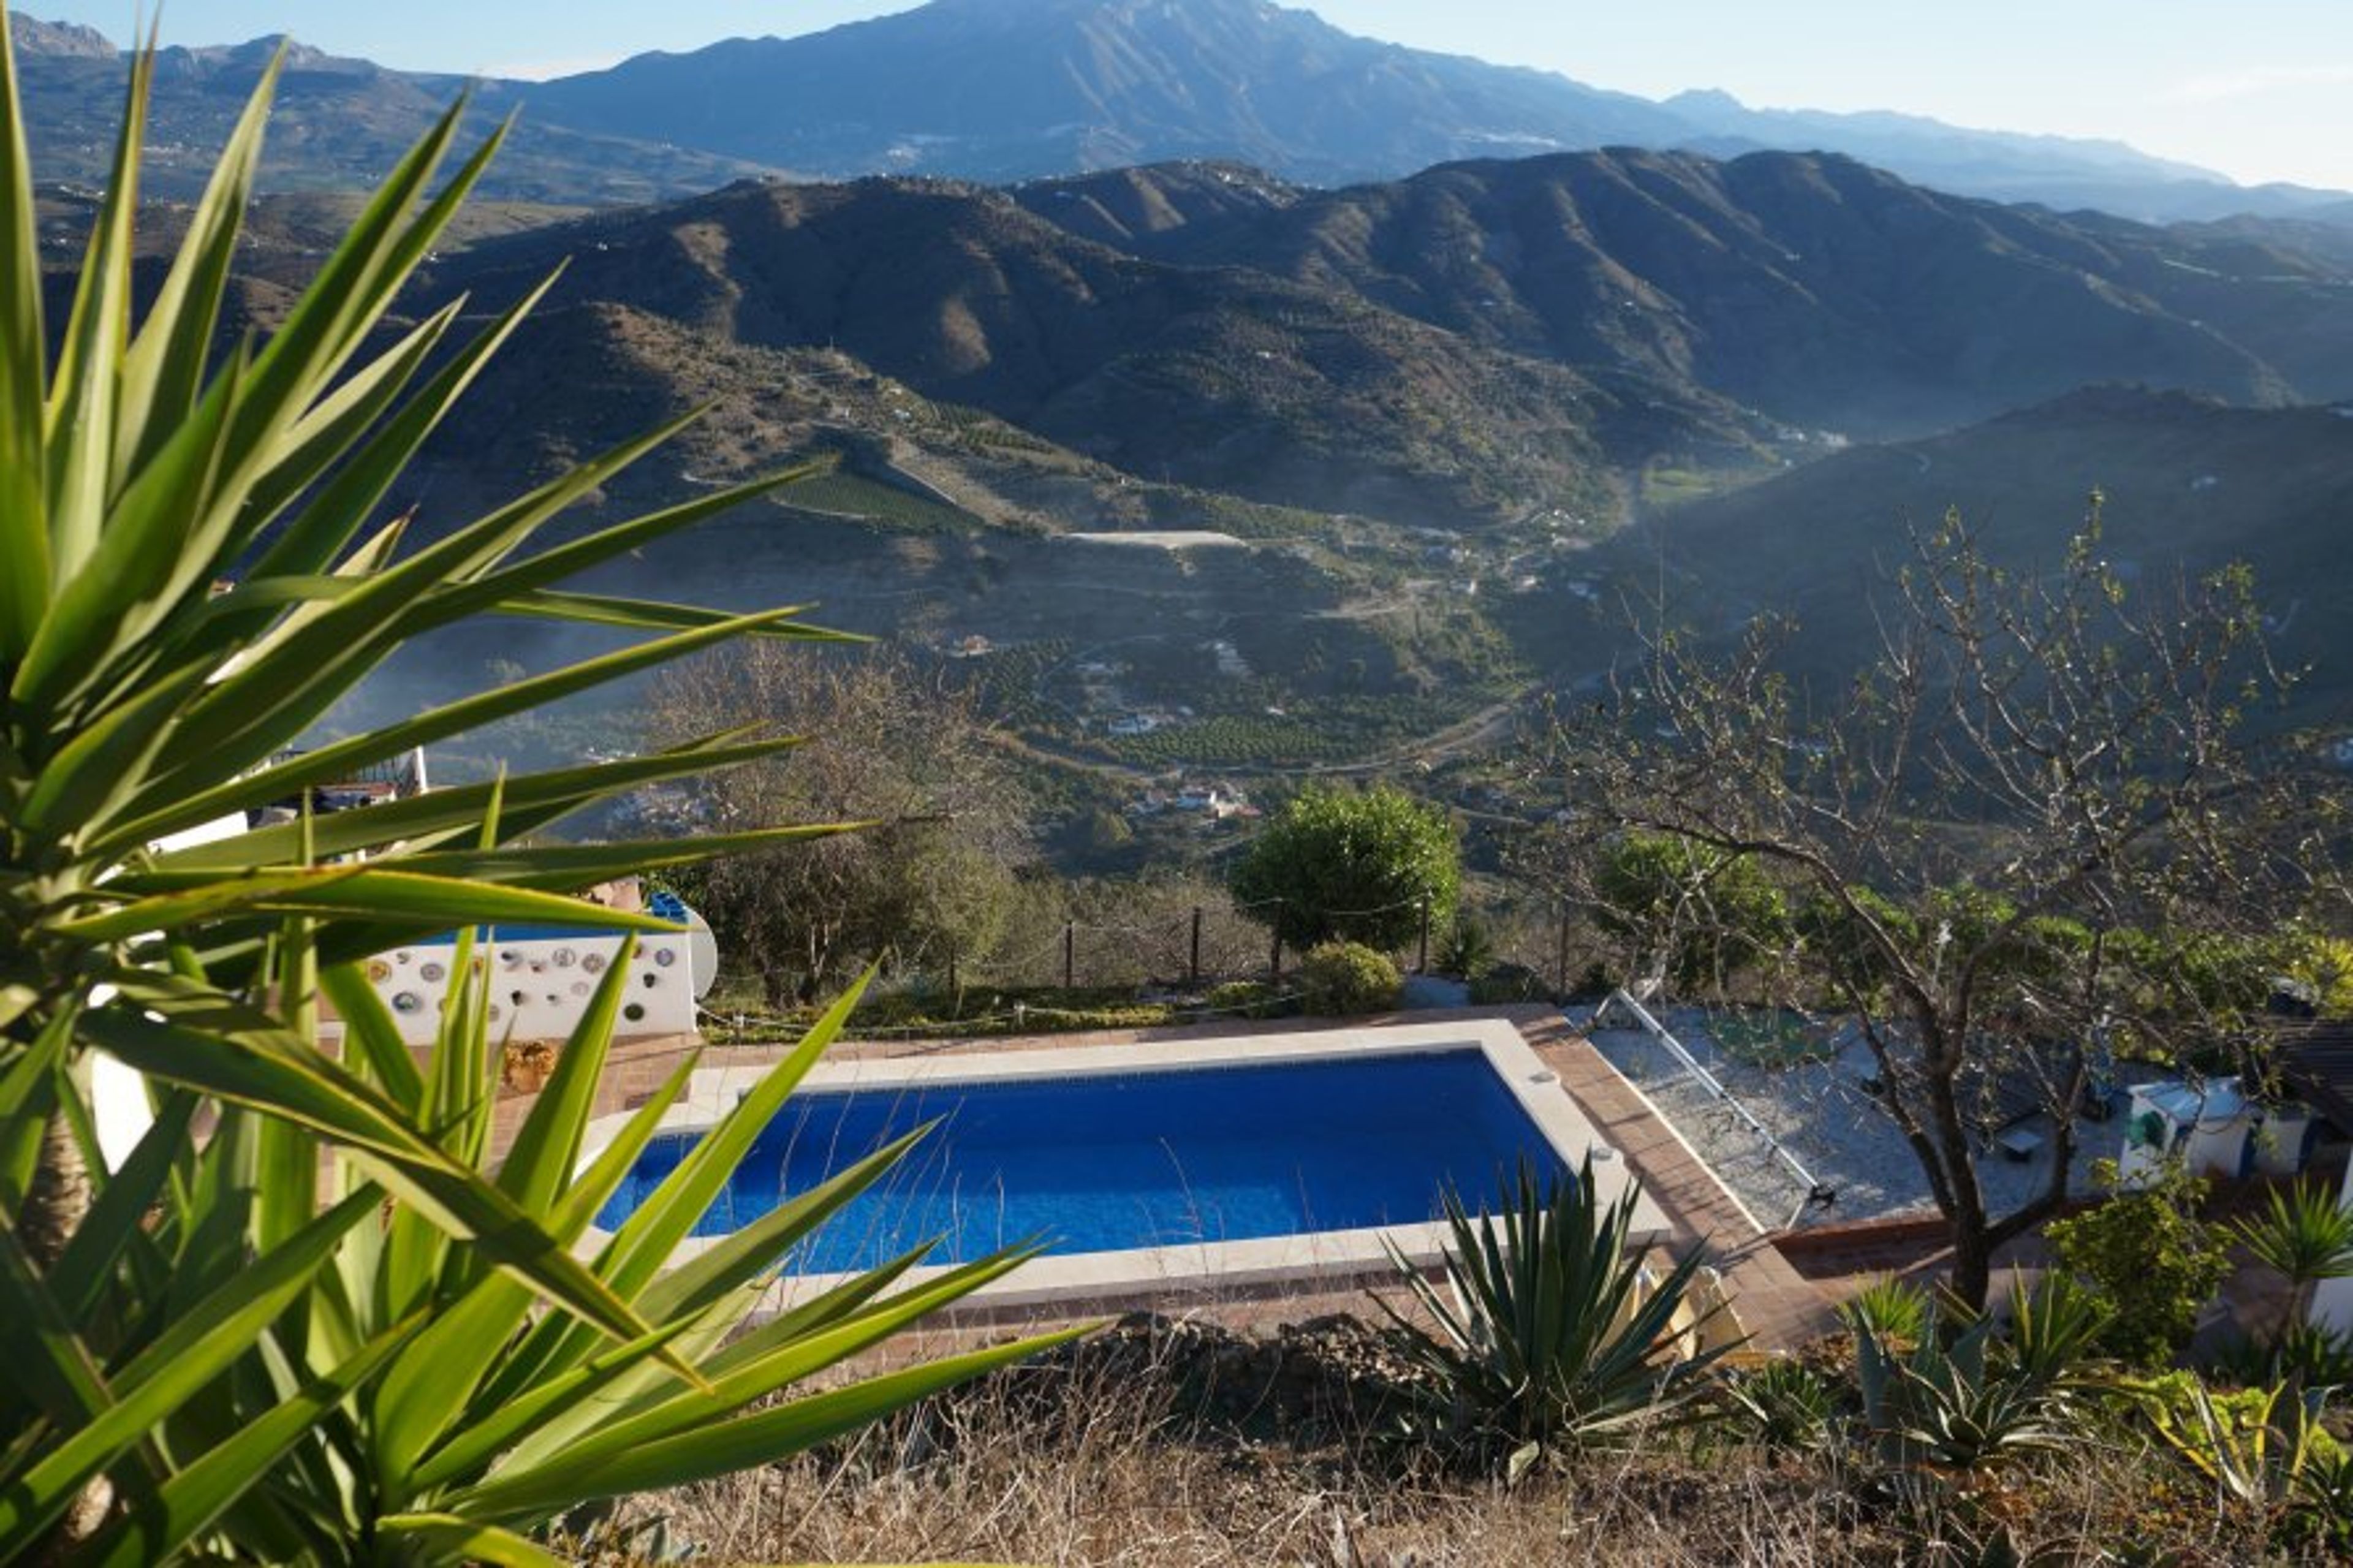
1542 502 2307 1306
652 644 1031 1007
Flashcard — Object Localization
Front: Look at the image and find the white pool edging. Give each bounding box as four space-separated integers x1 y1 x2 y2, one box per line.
575 1018 1667 1312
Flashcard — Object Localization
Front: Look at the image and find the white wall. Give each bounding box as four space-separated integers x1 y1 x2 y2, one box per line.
358 925 705 1046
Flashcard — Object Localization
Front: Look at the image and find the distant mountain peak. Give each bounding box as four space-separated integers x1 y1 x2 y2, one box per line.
10 15 116 59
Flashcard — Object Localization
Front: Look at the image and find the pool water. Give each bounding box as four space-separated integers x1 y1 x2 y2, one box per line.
595 1049 1569 1274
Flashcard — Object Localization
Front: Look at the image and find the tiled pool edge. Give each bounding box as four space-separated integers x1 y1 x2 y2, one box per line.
574 1017 1669 1313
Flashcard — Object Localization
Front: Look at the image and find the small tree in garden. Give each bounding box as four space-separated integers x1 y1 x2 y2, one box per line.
1232 782 1460 953
1545 505 2302 1308
2045 1159 2232 1366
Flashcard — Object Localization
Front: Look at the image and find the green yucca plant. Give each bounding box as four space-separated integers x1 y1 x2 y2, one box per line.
2234 1181 2353 1343
0 14 1070 1559
1839 1274 1931 1346
2 933 1077 1563
1376 1157 1737 1469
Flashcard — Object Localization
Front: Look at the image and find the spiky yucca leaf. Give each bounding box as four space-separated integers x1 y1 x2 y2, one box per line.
0 12 1070 1561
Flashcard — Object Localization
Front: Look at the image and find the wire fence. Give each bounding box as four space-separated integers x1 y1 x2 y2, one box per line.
933 889 1593 993
697 884 1602 1041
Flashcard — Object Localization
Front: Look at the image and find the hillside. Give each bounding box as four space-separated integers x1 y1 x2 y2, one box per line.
1580 387 2353 728
414 175 1700 528
422 149 2353 483
1039 150 2346 439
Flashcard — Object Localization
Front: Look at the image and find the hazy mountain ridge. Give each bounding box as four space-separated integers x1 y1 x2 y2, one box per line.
6 13 779 205
1587 385 2353 725
16 4 2345 226
506 0 2347 225
515 0 1689 188
1015 151 2349 438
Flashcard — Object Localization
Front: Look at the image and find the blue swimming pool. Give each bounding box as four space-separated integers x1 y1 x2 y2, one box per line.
594 1049 1570 1275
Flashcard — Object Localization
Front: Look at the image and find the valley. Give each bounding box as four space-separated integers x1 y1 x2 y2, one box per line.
20 5 2353 866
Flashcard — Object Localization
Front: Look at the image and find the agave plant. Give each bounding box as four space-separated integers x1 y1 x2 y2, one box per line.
1376 1157 1737 1467
1851 1271 2110 1474
1719 1357 1841 1456
0 16 1068 1559
2144 1376 2337 1516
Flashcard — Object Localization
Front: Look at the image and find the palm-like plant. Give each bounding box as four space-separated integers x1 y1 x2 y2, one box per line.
1376 1157 1737 1468
1839 1274 1930 1346
2146 1377 2336 1516
2234 1181 2353 1343
0 17 1071 1558
9 940 1078 1562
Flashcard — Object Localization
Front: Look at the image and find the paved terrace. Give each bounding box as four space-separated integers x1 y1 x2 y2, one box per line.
497 1006 1835 1350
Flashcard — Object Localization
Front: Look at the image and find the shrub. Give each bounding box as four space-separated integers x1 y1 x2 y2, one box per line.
1199 979 1287 1019
1438 917 1498 981
2045 1159 2231 1366
1851 1272 2111 1474
2142 1373 2347 1542
1231 782 1460 952
1720 1359 1841 1456
1297 940 1403 1015
1469 961 1554 1006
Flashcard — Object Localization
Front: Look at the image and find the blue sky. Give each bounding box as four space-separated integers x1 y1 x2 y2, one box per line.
33 1 2353 191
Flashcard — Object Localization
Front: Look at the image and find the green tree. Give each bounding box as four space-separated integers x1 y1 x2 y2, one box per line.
0 30 1059 1559
1231 782 1460 953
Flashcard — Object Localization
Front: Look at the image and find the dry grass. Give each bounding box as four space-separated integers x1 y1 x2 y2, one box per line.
602 1314 2284 1567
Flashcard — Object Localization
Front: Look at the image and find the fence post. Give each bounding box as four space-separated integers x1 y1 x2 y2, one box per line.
1268 900 1283 986
1063 920 1075 991
1557 900 1571 996
947 936 958 996
1189 906 1202 987
1417 896 1431 975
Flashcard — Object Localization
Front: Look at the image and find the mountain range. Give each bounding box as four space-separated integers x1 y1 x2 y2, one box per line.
18 2 2353 754
13 3 2350 224
401 146 2353 533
